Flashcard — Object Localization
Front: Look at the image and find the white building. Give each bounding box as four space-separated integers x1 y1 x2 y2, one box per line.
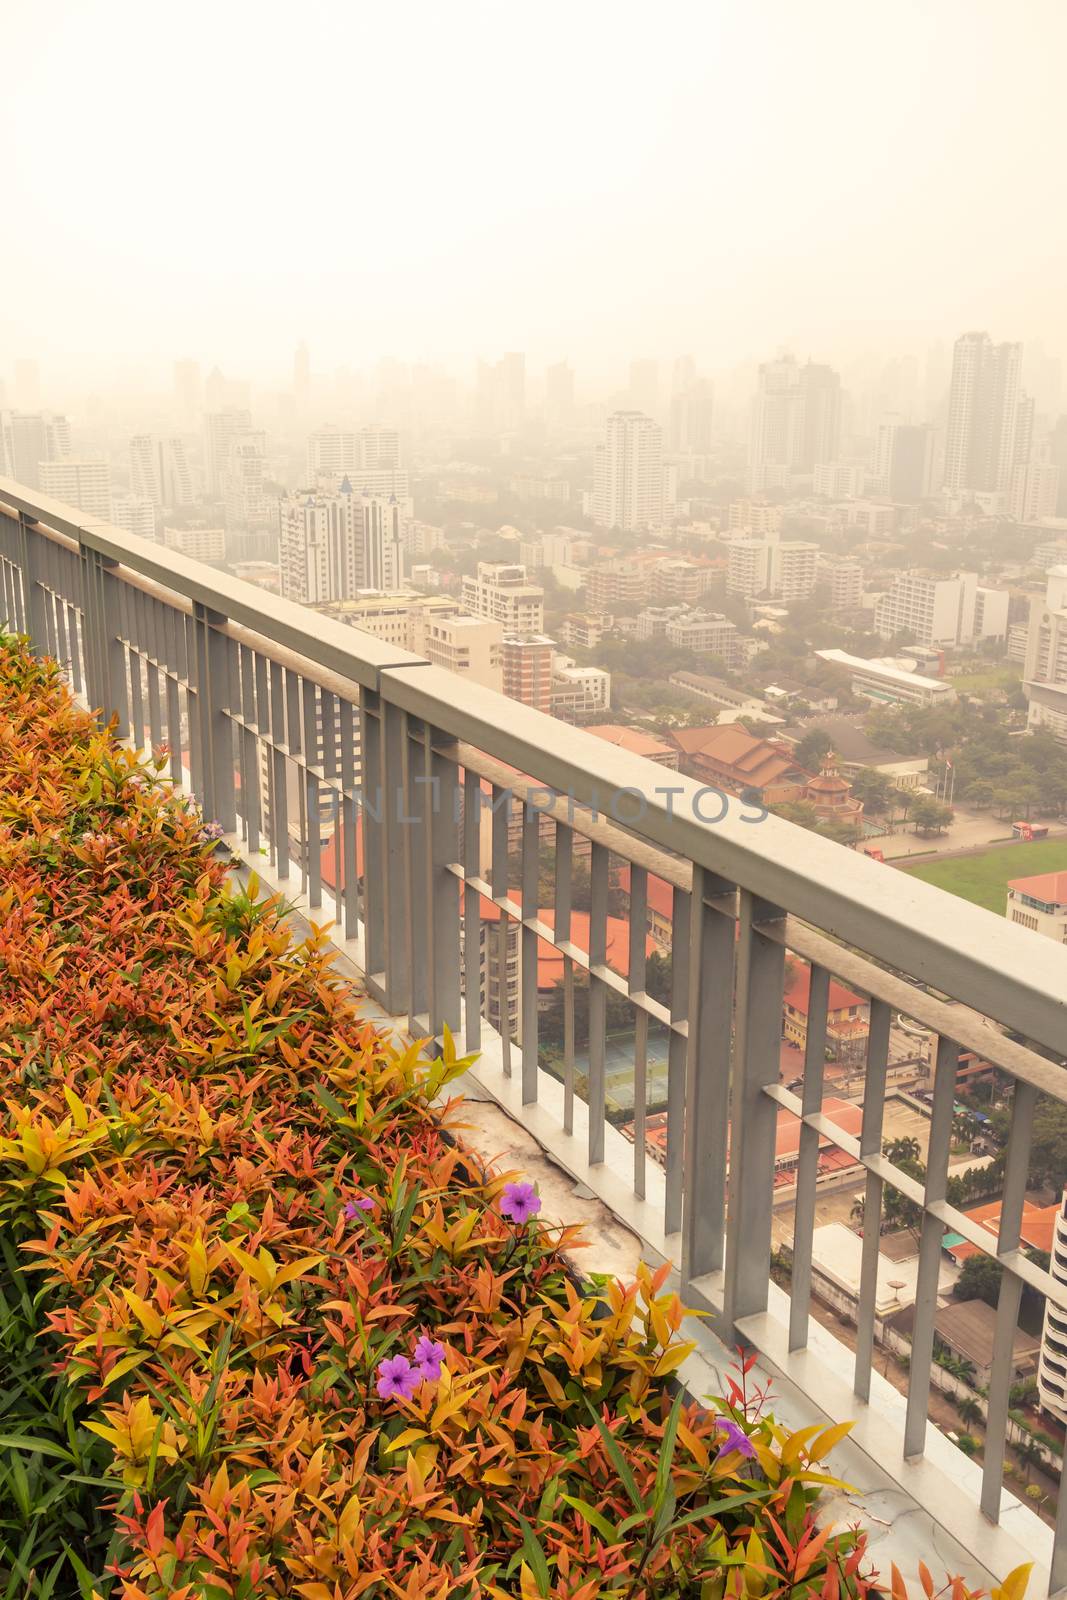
318 592 459 651
1010 459 1061 524
818 558 864 610
943 331 1024 496
38 458 112 519
110 493 158 541
0 410 71 489
973 586 1011 641
129 435 194 508
306 424 401 481
550 660 611 718
203 409 252 497
816 649 957 707
223 432 272 530
163 525 226 563
873 571 980 647
591 411 668 531
664 610 741 658
1023 565 1067 742
423 614 503 691
279 483 407 604
813 461 865 499
1038 1192 1067 1424
748 356 841 491
559 614 610 651
726 531 818 601
460 562 544 637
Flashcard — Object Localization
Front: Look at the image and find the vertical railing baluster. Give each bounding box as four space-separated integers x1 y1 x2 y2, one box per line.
339 696 359 942
490 783 511 1070
301 678 322 910
519 798 540 1103
269 659 289 879
428 737 461 1044
681 870 736 1284
903 1034 959 1458
554 820 575 1133
853 997 891 1396
665 881 691 1236
627 866 649 1199
587 841 609 1165
724 891 787 1328
981 1079 1036 1520
788 965 830 1348
461 767 482 1052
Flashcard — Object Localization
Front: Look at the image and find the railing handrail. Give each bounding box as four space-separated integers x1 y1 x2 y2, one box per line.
3 471 1066 1056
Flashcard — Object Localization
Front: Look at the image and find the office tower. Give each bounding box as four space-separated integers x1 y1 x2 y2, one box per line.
591 411 665 530
223 433 271 530
1023 566 1067 743
669 379 715 454
943 331 1023 495
129 435 194 508
460 562 544 637
13 359 40 409
279 483 407 604
204 409 252 496
306 425 403 484
38 458 112 519
872 419 936 501
173 360 202 419
110 493 158 541
748 356 841 489
0 411 70 488
544 361 575 427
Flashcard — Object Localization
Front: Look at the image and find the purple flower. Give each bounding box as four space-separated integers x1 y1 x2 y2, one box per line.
376 1356 420 1401
343 1195 375 1221
716 1419 756 1460
499 1181 541 1224
413 1336 447 1381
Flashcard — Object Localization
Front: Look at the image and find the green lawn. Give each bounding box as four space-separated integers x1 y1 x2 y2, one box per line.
947 665 1022 694
903 838 1067 913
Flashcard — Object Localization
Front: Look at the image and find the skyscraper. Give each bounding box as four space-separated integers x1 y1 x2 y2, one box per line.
278 483 407 604
129 435 194 508
0 411 70 488
204 410 253 497
306 425 402 481
872 419 936 501
669 379 715 454
748 357 842 490
591 411 666 531
943 331 1023 495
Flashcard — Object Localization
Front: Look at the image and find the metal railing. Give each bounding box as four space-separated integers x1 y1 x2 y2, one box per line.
2 476 1067 1589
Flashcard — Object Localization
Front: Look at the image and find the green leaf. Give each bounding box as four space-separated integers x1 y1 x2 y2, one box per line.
584 1398 644 1514
654 1388 684 1510
560 1494 618 1543
0 1433 77 1463
514 1512 551 1596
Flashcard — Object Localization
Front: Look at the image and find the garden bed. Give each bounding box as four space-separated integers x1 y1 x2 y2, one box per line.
0 638 1014 1598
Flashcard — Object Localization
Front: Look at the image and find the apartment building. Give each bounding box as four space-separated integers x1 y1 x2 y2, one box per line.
38 457 112 519
500 635 555 711
1038 1192 1067 1424
550 661 611 718
813 461 865 498
163 524 226 563
818 558 864 610
461 562 544 637
726 533 818 601
1023 565 1067 742
129 434 194 508
279 484 407 604
664 610 741 659
559 613 610 650
650 558 717 605
318 591 459 650
0 410 71 489
110 493 158 541
424 614 503 692
1006 871 1067 943
585 561 646 610
873 571 980 646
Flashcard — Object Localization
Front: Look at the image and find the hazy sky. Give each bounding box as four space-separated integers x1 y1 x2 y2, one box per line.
4 0 1066 385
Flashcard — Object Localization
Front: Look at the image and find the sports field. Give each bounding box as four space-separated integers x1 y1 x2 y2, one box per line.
903 838 1067 913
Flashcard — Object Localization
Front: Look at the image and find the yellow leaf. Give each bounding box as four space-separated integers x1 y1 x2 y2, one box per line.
187 1232 209 1296
993 1565 1033 1600
806 1419 853 1462
123 1291 164 1341
62 1086 89 1130
385 1428 428 1453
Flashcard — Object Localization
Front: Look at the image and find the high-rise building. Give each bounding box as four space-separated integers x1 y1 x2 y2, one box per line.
726 531 819 601
163 525 226 563
306 425 401 481
748 356 841 491
1038 1191 1067 1423
871 419 936 501
38 458 112 519
1010 458 1061 523
501 635 555 712
279 483 407 605
873 571 984 646
591 411 666 531
129 435 194 508
669 380 714 454
223 433 271 530
476 353 526 431
1023 566 1067 743
460 562 544 637
110 493 158 541
943 331 1023 495
0 411 71 488
204 409 253 497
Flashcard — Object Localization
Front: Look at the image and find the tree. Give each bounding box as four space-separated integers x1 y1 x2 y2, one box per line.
957 1397 983 1429
849 767 893 813
911 795 954 835
953 1254 1002 1308
795 728 832 772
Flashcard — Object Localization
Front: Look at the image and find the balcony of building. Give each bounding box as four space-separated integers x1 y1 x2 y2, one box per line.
2 476 1066 1593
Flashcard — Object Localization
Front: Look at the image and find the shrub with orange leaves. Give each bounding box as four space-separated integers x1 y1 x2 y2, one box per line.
0 636 1028 1600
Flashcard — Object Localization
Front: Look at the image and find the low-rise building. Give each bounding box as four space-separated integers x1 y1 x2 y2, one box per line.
559 613 611 650
550 660 611 719
670 724 804 800
783 962 869 1063
585 723 679 768
816 649 958 707
1006 870 1067 943
664 609 741 659
668 671 781 724
501 635 555 711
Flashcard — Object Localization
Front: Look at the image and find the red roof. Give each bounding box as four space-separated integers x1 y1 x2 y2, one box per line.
783 961 866 1017
947 1199 1060 1263
1008 871 1067 905
618 863 676 921
469 894 655 991
774 1095 863 1164
585 724 676 760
